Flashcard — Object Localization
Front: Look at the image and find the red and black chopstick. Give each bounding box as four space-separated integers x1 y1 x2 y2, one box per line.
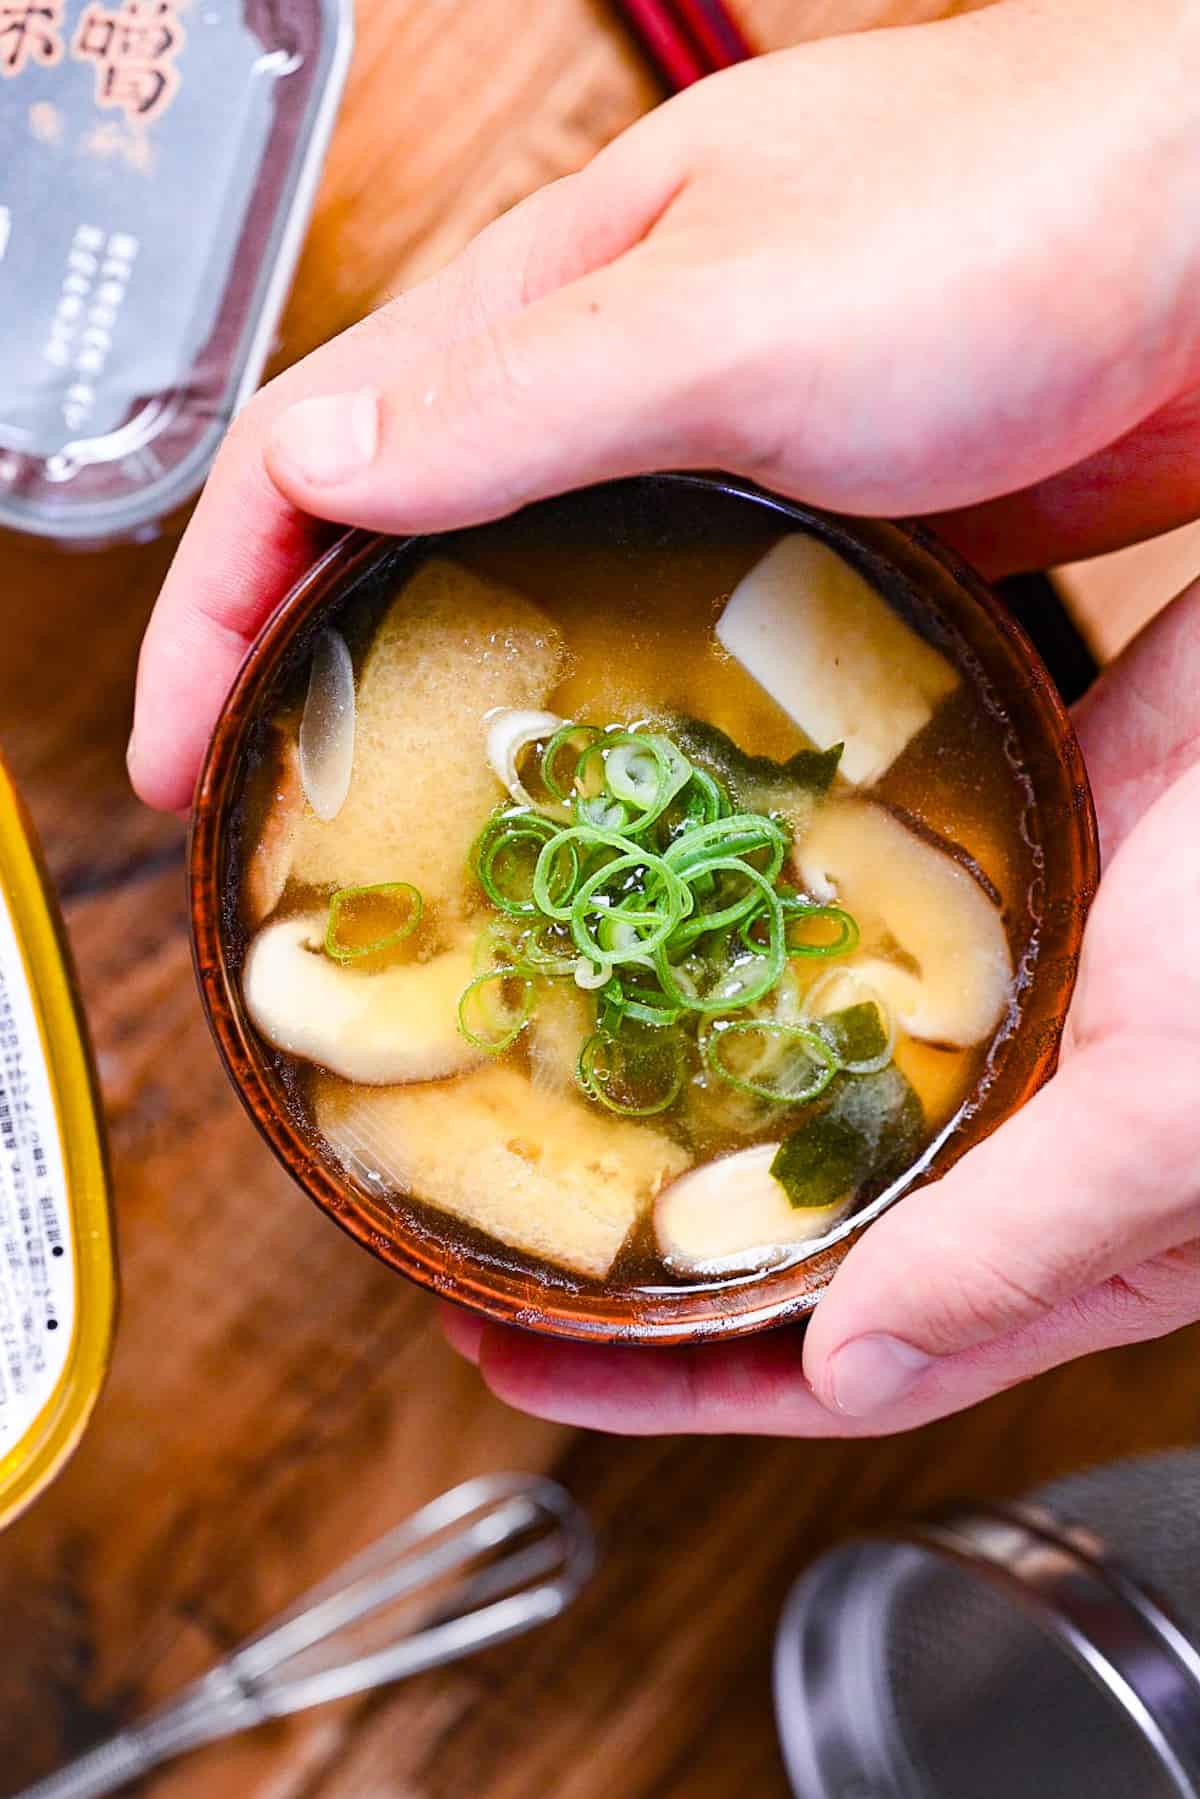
671 0 754 70
610 0 753 91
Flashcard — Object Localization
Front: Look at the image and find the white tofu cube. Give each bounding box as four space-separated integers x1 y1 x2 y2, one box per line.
716 535 959 785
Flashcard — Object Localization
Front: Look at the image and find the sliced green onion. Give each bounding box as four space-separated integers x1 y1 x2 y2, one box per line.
324 882 422 962
782 899 860 958
703 1019 838 1103
473 811 564 916
602 969 686 1028
656 861 785 1014
530 822 627 921
738 896 859 960
664 812 789 879
669 863 776 951
604 739 661 807
541 723 602 801
679 765 730 828
463 719 867 1122
457 970 534 1053
573 956 614 991
516 921 578 975
571 852 691 967
577 1029 685 1116
596 911 656 962
574 731 692 832
472 916 526 975
598 980 628 1035
533 825 687 927
576 793 630 830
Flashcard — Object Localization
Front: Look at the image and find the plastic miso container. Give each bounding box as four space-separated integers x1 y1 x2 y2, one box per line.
0 757 115 1529
0 0 353 546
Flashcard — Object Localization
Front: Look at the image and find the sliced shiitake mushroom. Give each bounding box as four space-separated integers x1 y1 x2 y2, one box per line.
655 1143 852 1277
240 723 304 929
243 914 483 1085
796 800 1013 1048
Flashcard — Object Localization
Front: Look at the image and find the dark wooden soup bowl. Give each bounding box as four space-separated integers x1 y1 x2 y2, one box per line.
190 473 1099 1345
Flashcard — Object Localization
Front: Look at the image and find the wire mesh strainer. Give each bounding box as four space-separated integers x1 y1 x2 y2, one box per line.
775 1449 1200 1799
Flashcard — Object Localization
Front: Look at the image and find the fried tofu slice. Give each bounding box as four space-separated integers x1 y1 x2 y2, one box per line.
315 1063 690 1280
288 558 565 914
527 980 593 1095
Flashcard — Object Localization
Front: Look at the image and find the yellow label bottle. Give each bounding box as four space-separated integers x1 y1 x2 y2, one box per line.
0 756 116 1528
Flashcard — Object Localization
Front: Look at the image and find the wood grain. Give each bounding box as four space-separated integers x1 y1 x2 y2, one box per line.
0 3 1195 1797
1058 520 1200 662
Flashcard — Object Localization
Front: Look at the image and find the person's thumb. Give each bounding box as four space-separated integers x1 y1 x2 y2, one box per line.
262 232 738 534
800 1024 1200 1421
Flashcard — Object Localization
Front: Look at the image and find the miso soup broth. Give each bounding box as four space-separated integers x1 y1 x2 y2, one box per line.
230 486 1039 1296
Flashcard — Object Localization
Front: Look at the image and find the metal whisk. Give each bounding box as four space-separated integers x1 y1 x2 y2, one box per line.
11 1472 595 1799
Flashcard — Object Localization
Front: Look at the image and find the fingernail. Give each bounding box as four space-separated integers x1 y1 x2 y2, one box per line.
270 388 379 487
828 1334 935 1417
125 728 137 775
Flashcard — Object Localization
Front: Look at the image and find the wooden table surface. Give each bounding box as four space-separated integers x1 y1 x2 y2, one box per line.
3 4 1198 1796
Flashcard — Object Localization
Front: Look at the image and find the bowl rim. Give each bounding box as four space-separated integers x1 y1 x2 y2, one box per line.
189 471 1100 1345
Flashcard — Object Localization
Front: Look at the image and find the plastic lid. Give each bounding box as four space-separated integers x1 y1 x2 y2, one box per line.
0 0 352 545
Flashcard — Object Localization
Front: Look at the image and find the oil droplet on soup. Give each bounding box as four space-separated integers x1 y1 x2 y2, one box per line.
233 497 1038 1293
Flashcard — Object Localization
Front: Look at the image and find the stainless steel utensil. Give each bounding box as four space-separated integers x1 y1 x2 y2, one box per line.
774 1449 1200 1799
12 1471 594 1799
